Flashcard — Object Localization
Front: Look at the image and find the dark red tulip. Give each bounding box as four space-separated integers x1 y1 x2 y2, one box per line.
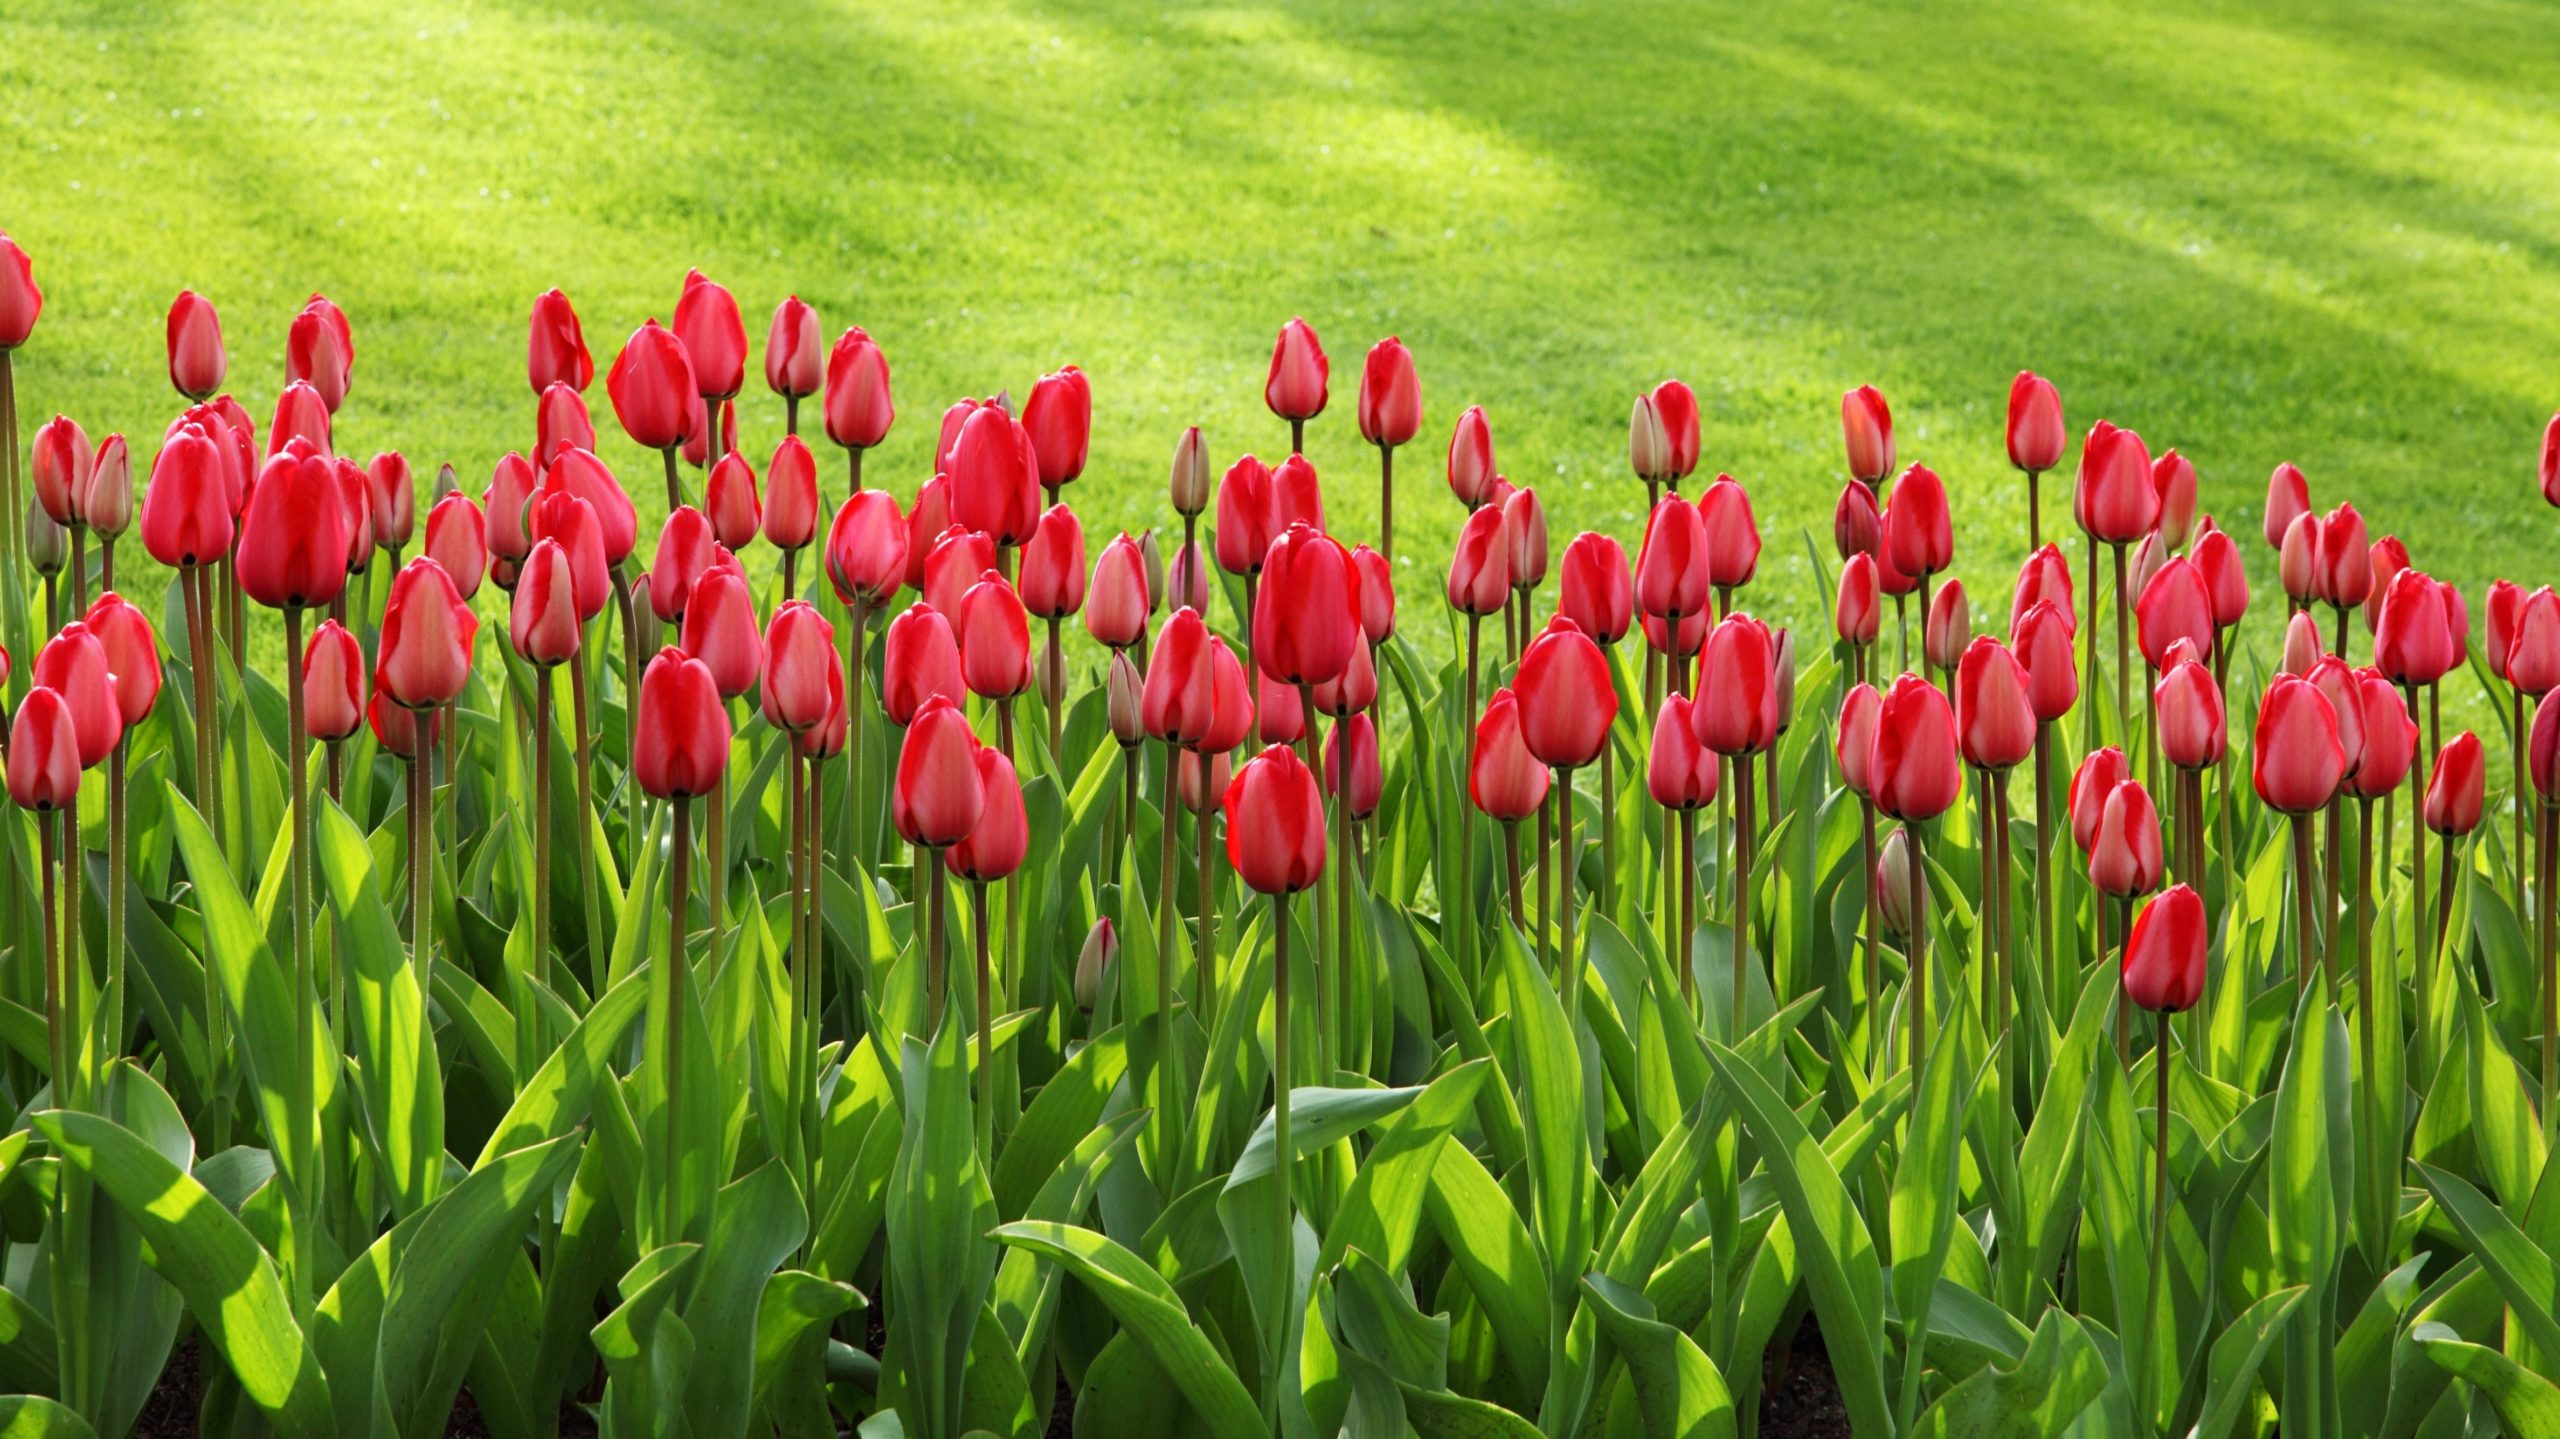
2264 462 2311 550
375 558 478 709
1215 455 1277 576
367 690 442 760
30 415 88 526
1225 744 1326 894
633 647 731 800
1517 616 1617 768
1325 712 1383 820
528 289 592 394
140 423 235 569
1883 464 1953 578
946 747 1027 882
1358 338 1421 448
2007 371 2065 473
2313 504 2371 609
84 592 159 726
1956 637 2035 771
703 451 760 550
1637 494 1712 622
1274 453 1325 533
2347 669 2418 799
1697 476 1759 588
2123 884 2206 1012
166 290 226 400
2069 747 2130 853
35 624 122 767
0 232 40 350
1142 608 1216 745
825 488 907 610
2090 780 2164 898
648 507 718 623
825 328 894 451
1923 579 1970 672
303 619 364 741
759 600 838 734
2511 587 2560 696
1559 532 1632 645
1310 635 1377 718
2074 421 2155 544
240 448 350 610
1447 406 1497 509
681 567 761 699
2193 528 2248 631
1870 672 1960 821
528 491 611 621
2155 660 2225 769
2151 449 2198 549
510 539 582 666
8 690 79 811
1085 533 1150 649
1023 365 1091 490
1841 385 1892 484
1254 670 1305 747
958 572 1033 702
1254 525 1359 686
1832 482 1880 560
764 295 822 401
1470 688 1549 821
2374 567 2460 686
1652 380 1700 482
882 605 964 727
2014 599 2079 723
948 406 1040 548
2426 731 2485 836
1264 318 1328 423
923 526 997 621
1649 695 1719 810
2254 675 2348 813
607 319 696 452
1692 615 1778 757
1352 543 1395 643
287 296 353 413
425 493 487 600
1835 553 1881 648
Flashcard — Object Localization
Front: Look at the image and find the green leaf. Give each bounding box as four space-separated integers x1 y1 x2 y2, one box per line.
311 800 443 1217
2413 1163 2560 1377
0 1395 98 1437
987 1221 1265 1439
1579 1273 1736 1439
1909 1307 2105 1438
1423 1141 1549 1398
1320 1060 1488 1277
1497 924 1589 1299
2417 1325 2560 1437
2186 1285 2306 1439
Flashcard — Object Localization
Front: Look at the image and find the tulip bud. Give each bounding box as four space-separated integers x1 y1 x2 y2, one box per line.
1107 651 1144 747
2193 528 2248 631
510 539 583 668
1697 477 1759 589
2006 372 2065 473
0 232 36 351
1357 338 1422 449
1447 406 1497 509
30 415 90 528
85 591 161 726
1837 682 1882 798
1692 616 1778 758
1074 919 1118 1011
35 624 123 767
2280 610 2323 676
607 319 696 452
286 297 353 414
2512 587 2560 697
1651 380 1700 483
2135 558 2214 672
2151 449 2198 549
1020 504 1088 620
140 423 234 570
1840 385 1892 485
2074 421 2156 544
1446 504 1511 617
2427 732 2485 836
1832 482 1880 561
1024 365 1092 491
823 489 906 613
2253 675 2348 813
1875 827 1914 937
1637 495 1712 622
1264 318 1328 424
2091 781 2164 898
1955 637 2034 772
2128 530 2167 604
634 647 732 800
303 618 365 742
763 294 823 402
1215 456 1276 576
958 573 1034 702
2122 884 2206 1013
1648 695 1719 812
1923 579 1969 672
2263 462 2311 551
7 689 81 812
82 432 131 539
922 526 998 621
2346 670 2418 800
368 690 441 760
1502 487 1547 593
682 566 762 699
1352 543 1395 644
649 507 718 624
2014 600 2078 724
1518 616 1618 768
1834 553 1881 649
2375 567 2460 686
1559 533 1631 646
1628 394 1670 484
704 450 761 551
2488 579 2523 683
376 559 479 710
1884 464 1953 579
366 451 415 553
1469 689 1549 822
485 451 538 568
240 448 352 610
527 289 592 395
762 436 821 553
762 601 840 732
825 328 894 452
1254 526 1360 687
163 290 227 400
2010 544 2075 637
1225 744 1327 894
948 747 1029 882
1167 426 1210 517
2314 504 2371 609
1325 712 1384 820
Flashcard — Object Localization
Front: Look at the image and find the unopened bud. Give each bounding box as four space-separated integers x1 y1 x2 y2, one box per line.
1075 919 1117 1011
25 499 65 577
433 461 462 505
1167 538 1210 614
1772 628 1797 732
1037 645 1066 709
1107 651 1143 746
1139 528 1168 613
83 433 133 538
1877 827 1915 938
1169 425 1210 517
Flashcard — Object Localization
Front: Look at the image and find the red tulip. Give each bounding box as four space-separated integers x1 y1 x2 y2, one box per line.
424 493 487 600
1447 405 1497 508
1023 365 1092 489
2006 371 2065 473
1923 579 1969 671
2010 545 2074 636
2273 612 2320 679
2364 535 2410 631
2374 567 2460 686
166 290 226 400
2253 675 2348 812
702 450 760 550
2122 884 2206 1012
923 526 997 621
1310 635 1377 718
2535 691 2560 802
2544 416 2560 508
824 328 895 451
0 232 40 350
2155 660 2225 769
367 690 442 760
1264 318 1328 423
1870 672 1960 821
35 624 122 767
1167 537 1211 614
1637 495 1712 622
1835 553 1881 648
1357 338 1421 448
2013 599 2078 724
2264 462 2311 550
762 294 822 401
1254 670 1305 747
823 488 906 611
795 659 849 761
759 436 820 552
648 507 718 623
239 448 351 610
1651 380 1700 482
2192 528 2248 631
607 319 696 452
1001 504 1080 623
485 451 537 567
1841 385 1893 484
1352 543 1395 643
1273 453 1324 533
1085 533 1150 649
1201 638 1255 755
633 647 732 800
1517 616 1618 768
1470 688 1550 821
2443 576 2474 668
536 382 596 471
206 396 257 507
1502 487 1547 591
302 618 364 741
1559 533 1632 645
332 457 377 578
2151 449 2198 549
1628 394 1669 483
1447 504 1511 617
2277 511 2323 608
2510 587 2560 695
83 592 159 726
543 447 637 566
29 415 89 527
957 573 1033 701
1216 455 1277 575
947 747 1028 882
2088 778 2164 898
287 294 353 408
882 605 964 726
1647 695 1719 810
670 270 746 403
1692 616 1778 757
2074 421 2156 544
1884 464 1953 579
2132 557 2213 671
510 539 582 666
69 429 123 541
1225 744 1327 894
528 491 611 621
755 600 834 733
1833 482 1880 560
1697 476 1759 588
1169 426 1210 517
7 690 79 811
947 406 1039 548
2304 657 2367 783
140 423 235 569
2069 747 2130 854
527 289 592 394
2312 504 2371 609
1324 712 1384 820
1254 525 1359 686
1142 608 1216 745
936 399 981 476
680 565 761 699
2347 669 2418 799
375 559 478 709
1956 637 2035 771
1836 683 1882 797
2427 731 2485 835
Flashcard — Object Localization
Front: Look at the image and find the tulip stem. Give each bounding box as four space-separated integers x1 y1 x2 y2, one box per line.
1267 892 1295 1425
1462 615 1481 985
926 846 948 1029
1536 786 1553 975
1599 693 1618 918
1679 808 1697 1005
532 674 553 998
1295 683 1330 1082
974 879 994 1165
664 797 692 1245
1044 615 1064 761
2541 803 2556 1147
285 604 319 1311
2033 725 2054 1026
2111 543 2131 750
660 445 683 513
106 744 125 1081
1557 765 1582 1037
1907 822 1929 1076
1859 797 1878 1068
1155 742 1184 1190
182 567 229 1145
1335 751 1355 1074
2143 1017 2173 1433
39 812 60 1107
1994 771 2015 1050
2357 793 2383 1240
1734 755 1754 1034
2405 681 2429 1013
0 352 18 584
1378 443 1394 568
1198 774 1218 1041
572 645 606 990
612 566 642 868
1504 820 1524 929
2084 535 2102 754
2026 469 2042 551
2517 688 2531 946
844 601 869 884
2292 813 2320 996
847 445 864 498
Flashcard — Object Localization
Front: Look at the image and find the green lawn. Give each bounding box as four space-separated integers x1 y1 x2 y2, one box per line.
5 0 2557 652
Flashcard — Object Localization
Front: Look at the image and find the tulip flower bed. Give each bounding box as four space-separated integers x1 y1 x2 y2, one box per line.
4 234 2560 1439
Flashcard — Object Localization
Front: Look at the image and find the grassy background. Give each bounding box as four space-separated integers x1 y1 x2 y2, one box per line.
4 0 2556 662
